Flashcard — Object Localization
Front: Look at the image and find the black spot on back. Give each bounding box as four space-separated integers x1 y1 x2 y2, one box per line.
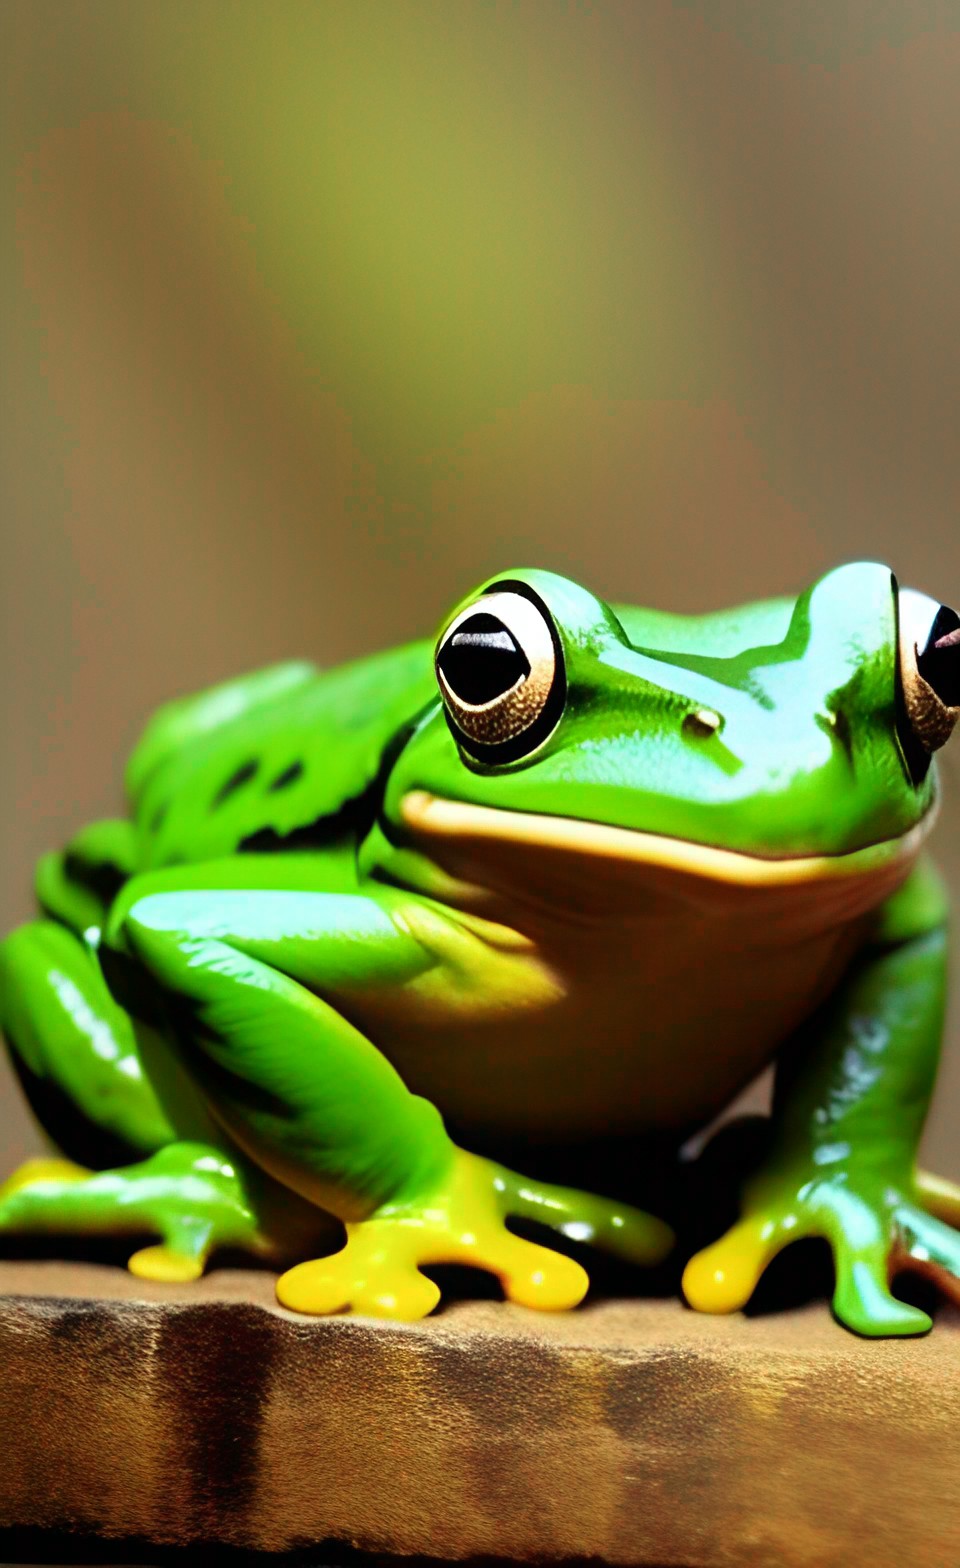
238 801 363 855
239 704 433 855
267 760 304 792
212 761 258 809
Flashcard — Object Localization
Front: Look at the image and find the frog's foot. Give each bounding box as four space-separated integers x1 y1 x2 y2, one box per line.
0 1142 268 1284
682 1170 960 1337
277 1147 674 1321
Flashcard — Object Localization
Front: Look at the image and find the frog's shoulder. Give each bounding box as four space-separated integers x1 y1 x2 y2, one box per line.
612 594 795 656
129 641 435 868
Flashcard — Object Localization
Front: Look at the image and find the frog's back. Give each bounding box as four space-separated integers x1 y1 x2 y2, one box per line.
127 641 435 870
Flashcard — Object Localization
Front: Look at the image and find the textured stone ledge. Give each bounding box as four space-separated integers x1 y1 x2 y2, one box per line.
1 1260 959 1567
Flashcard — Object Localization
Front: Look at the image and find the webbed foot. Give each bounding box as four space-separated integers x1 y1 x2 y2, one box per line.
0 1142 269 1283
277 1147 673 1320
682 1163 960 1337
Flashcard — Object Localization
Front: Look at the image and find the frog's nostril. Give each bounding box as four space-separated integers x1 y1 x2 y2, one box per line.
682 708 722 738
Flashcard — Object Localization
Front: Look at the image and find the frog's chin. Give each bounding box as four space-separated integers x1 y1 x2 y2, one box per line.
399 789 935 919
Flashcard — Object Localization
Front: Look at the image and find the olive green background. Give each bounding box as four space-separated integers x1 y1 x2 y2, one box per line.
2 1 960 1179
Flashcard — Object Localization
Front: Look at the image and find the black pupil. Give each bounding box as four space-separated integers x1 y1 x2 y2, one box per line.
438 612 531 705
918 604 960 707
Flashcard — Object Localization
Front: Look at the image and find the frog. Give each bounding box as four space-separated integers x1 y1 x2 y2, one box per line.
2 559 960 1336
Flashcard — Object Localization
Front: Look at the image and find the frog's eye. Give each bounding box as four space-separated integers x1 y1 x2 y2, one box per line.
435 584 565 762
897 588 960 781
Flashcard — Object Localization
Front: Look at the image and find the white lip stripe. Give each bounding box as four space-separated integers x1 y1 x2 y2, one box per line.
401 790 937 889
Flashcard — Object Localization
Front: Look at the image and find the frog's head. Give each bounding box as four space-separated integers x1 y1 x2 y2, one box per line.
383 563 958 899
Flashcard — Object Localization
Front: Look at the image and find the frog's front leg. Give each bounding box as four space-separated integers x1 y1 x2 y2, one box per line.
106 880 672 1318
683 861 959 1337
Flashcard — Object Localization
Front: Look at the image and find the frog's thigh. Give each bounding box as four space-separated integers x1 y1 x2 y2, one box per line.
34 819 137 939
0 918 175 1164
109 885 449 1222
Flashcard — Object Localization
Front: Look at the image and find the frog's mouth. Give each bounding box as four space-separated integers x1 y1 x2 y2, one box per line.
399 789 934 919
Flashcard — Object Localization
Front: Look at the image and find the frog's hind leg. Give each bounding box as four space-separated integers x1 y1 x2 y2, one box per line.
0 918 177 1166
106 882 674 1319
34 818 138 946
0 920 284 1280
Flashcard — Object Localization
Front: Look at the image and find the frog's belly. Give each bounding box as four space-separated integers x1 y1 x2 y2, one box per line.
334 914 866 1143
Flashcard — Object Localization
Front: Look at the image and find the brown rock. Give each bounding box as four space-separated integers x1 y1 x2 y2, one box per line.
1 1260 959 1567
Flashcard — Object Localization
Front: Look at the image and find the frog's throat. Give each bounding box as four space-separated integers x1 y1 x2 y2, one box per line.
400 790 937 889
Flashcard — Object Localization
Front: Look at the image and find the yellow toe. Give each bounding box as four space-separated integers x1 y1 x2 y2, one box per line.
276 1256 352 1315
0 1156 90 1200
128 1244 204 1283
354 1270 442 1321
276 1252 442 1320
500 1241 590 1311
683 1224 768 1314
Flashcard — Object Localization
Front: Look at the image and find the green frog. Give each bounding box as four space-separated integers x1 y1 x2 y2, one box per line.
2 561 960 1336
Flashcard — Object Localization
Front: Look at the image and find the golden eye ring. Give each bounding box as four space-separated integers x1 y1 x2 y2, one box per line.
435 584 565 763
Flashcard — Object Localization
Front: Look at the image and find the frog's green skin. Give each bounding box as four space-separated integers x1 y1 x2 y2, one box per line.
2 560 960 1333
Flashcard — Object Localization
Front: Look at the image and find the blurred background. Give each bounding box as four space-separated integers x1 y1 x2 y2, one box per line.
2 0 959 1175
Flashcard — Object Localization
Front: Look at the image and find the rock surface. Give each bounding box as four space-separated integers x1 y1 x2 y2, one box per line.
1 1259 959 1567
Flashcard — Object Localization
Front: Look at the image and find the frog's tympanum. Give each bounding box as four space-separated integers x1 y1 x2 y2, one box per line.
2 563 960 1335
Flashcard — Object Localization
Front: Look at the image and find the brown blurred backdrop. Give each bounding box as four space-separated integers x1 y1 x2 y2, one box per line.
2 1 960 1176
